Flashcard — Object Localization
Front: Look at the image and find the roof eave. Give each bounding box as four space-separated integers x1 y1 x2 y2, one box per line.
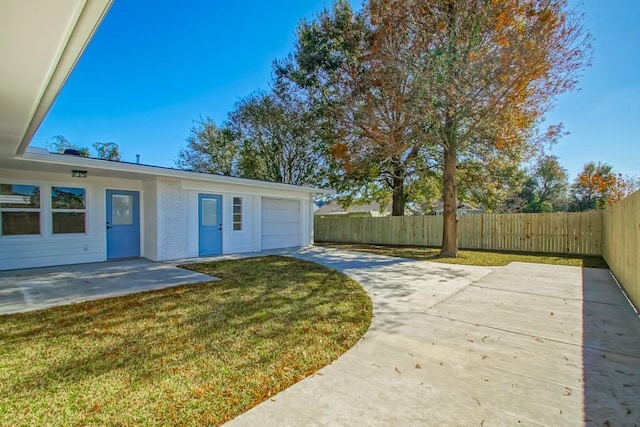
16 151 334 194
15 1 114 157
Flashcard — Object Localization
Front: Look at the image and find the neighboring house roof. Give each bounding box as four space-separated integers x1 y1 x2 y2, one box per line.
315 200 392 216
429 200 484 214
0 147 333 195
458 203 482 211
406 206 425 216
0 0 113 158
315 200 427 216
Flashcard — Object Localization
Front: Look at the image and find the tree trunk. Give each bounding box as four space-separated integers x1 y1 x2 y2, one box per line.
392 176 405 216
391 161 405 216
440 144 458 257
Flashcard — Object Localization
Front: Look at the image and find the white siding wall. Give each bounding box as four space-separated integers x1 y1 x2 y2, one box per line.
185 191 198 258
182 190 257 258
223 194 254 254
308 194 315 245
0 169 317 268
180 179 313 257
133 178 310 261
251 195 262 252
143 180 158 261
156 179 187 260
0 168 142 270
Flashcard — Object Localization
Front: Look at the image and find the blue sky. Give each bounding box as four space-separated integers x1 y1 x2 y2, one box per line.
33 0 639 179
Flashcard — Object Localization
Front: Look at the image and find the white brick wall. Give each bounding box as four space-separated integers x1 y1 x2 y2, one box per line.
157 179 187 260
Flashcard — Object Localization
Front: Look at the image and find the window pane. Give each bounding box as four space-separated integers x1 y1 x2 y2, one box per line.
201 198 218 226
232 197 242 230
1 212 39 235
0 184 40 208
53 212 85 234
52 187 85 209
112 195 133 225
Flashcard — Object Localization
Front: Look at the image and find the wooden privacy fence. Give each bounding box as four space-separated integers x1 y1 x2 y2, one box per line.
603 190 640 308
316 197 640 310
315 211 603 256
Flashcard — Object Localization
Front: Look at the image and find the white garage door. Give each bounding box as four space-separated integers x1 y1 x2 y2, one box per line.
261 198 301 250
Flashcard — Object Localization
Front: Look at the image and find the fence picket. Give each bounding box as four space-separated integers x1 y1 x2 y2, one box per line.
315 212 603 255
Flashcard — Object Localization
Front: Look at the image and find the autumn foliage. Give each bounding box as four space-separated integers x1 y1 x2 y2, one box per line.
367 0 592 256
281 0 591 256
570 162 635 211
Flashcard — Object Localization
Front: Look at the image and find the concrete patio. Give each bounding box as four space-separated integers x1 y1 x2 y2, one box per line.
228 247 640 426
0 247 638 425
0 259 216 314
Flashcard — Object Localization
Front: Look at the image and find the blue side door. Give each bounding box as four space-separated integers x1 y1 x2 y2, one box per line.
106 189 141 259
198 194 222 256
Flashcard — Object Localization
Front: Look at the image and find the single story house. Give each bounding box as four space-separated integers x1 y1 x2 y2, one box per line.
429 201 484 216
315 200 392 218
315 199 423 217
0 148 330 270
0 1 330 270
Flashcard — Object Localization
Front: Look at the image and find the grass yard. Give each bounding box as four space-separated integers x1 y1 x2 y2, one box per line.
316 243 608 268
0 256 372 426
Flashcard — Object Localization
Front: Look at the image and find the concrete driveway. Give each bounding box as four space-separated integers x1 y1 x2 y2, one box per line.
1 248 638 424
0 259 216 315
228 247 640 426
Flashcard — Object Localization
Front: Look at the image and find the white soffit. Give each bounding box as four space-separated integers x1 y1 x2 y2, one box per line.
0 0 113 158
0 149 334 195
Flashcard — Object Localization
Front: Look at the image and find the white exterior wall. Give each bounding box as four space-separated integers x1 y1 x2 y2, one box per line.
182 190 258 258
0 168 318 269
156 179 187 260
308 194 315 245
137 177 314 261
222 193 256 254
142 180 158 261
0 168 143 270
179 179 313 259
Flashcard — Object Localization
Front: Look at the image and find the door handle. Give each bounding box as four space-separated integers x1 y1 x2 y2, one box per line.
106 221 113 230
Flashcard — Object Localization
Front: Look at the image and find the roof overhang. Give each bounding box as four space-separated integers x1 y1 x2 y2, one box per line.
0 0 113 158
0 149 334 195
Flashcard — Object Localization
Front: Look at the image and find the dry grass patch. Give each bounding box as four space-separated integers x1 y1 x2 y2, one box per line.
0 256 372 426
317 243 608 268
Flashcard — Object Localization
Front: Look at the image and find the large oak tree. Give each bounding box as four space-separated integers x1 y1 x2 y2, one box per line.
369 0 591 256
280 0 590 255
278 0 439 215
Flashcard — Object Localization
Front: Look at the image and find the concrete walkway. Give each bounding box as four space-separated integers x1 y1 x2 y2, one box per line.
0 259 216 314
1 248 638 424
228 247 640 426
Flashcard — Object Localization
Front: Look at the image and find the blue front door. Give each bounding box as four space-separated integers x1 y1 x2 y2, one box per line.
198 194 222 256
106 190 140 259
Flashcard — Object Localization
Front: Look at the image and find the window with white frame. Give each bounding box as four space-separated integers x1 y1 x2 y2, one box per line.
0 183 41 236
233 197 242 231
51 186 86 234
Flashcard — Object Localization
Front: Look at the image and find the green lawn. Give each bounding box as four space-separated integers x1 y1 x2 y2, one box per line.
316 243 608 268
0 256 372 426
